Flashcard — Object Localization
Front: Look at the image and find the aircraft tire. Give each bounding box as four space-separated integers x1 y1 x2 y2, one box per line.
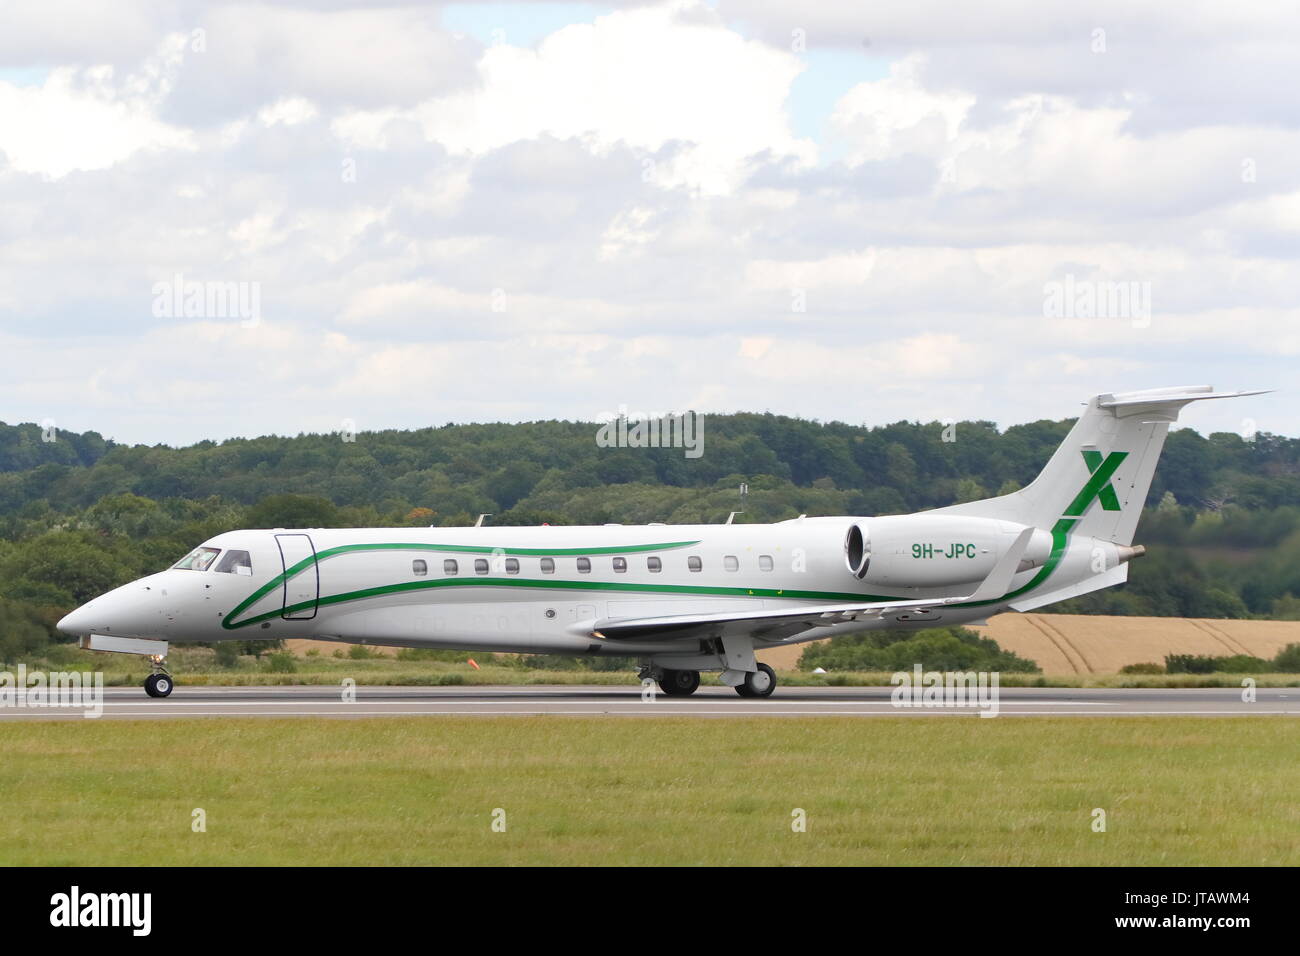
657 669 700 696
735 663 776 699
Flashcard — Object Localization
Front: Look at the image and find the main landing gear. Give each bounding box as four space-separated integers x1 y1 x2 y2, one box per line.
657 668 701 696
652 663 778 698
734 663 776 699
144 655 174 698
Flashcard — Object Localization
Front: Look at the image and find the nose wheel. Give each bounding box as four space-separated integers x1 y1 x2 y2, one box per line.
144 656 174 698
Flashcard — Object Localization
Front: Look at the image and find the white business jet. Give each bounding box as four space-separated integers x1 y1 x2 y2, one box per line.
57 386 1264 698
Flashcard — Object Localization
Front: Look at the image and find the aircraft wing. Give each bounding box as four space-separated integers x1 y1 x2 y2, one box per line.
593 596 958 643
590 527 1034 643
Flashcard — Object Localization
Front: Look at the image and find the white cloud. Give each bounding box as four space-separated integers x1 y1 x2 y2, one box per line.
720 0 1300 134
0 0 1296 447
256 97 319 128
830 56 974 165
161 4 479 123
336 0 815 193
0 58 191 177
0 0 172 67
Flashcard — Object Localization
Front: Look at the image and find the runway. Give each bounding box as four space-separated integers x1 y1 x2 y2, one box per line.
1 684 1297 719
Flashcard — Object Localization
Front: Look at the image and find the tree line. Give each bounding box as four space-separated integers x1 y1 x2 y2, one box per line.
0 412 1297 660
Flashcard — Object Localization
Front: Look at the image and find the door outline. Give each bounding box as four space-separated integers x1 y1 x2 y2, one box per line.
275 533 319 620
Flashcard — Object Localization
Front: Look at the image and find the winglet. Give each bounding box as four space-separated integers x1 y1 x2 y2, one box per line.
949 526 1035 605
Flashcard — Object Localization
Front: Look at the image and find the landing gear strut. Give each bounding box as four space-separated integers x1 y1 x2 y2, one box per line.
657 668 701 697
144 655 174 698
734 663 776 699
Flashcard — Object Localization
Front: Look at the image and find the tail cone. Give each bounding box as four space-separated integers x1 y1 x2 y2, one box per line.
1116 544 1146 564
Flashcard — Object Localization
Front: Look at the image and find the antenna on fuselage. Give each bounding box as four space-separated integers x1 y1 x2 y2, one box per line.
725 511 743 525
475 514 491 527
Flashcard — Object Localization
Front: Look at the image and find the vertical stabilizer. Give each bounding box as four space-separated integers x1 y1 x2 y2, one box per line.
929 386 1267 545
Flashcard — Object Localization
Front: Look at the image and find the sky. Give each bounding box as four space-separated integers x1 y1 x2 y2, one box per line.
0 0 1295 447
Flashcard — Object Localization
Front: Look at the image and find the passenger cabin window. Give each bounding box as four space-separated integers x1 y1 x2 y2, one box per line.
444 559 459 575
647 556 662 573
412 559 428 576
214 550 253 576
474 558 489 574
540 557 555 574
687 556 702 572
174 546 220 571
612 557 628 573
759 555 774 571
576 557 592 574
723 555 739 572
505 558 520 574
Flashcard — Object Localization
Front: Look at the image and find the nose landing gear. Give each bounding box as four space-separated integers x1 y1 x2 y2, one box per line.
144 655 174 698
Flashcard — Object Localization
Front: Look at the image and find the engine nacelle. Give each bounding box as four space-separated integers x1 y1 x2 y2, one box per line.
844 514 1053 588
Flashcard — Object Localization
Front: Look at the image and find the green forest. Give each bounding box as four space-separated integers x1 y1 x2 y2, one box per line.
1 411 1299 659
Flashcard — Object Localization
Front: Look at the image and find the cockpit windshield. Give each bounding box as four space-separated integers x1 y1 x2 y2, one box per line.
173 546 221 571
214 550 253 575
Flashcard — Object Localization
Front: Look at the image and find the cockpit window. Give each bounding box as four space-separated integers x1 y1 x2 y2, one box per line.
214 550 253 576
174 546 221 571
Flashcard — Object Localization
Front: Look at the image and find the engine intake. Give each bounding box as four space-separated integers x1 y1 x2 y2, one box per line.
844 523 870 579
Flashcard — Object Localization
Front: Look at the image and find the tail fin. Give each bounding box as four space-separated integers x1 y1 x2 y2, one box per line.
931 386 1267 545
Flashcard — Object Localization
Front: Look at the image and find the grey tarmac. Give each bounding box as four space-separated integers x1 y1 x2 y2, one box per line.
1 684 1297 719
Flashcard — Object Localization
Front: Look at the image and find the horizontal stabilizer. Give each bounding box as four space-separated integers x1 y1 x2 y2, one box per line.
1097 386 1270 407
1097 386 1272 421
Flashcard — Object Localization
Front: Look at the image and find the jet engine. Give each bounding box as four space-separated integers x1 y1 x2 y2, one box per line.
843 514 1054 587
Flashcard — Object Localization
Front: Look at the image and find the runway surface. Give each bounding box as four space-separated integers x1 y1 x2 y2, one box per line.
2 684 1297 719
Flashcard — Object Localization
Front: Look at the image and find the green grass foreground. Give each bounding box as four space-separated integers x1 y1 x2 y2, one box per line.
0 718 1295 866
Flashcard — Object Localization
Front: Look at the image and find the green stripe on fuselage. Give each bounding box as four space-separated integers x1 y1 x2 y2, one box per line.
224 540 701 629
222 514 1091 631
226 577 891 630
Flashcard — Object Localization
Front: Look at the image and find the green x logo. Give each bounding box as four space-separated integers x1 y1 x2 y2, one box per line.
1065 450 1127 516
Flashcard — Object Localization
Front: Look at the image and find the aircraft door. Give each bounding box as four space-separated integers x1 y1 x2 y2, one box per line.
275 533 319 620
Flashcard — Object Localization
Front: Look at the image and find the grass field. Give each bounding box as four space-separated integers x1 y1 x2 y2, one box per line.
975 614 1300 675
757 613 1300 675
1 718 1295 866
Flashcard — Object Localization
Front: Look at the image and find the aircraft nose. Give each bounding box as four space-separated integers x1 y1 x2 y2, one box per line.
56 577 168 639
57 604 96 638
